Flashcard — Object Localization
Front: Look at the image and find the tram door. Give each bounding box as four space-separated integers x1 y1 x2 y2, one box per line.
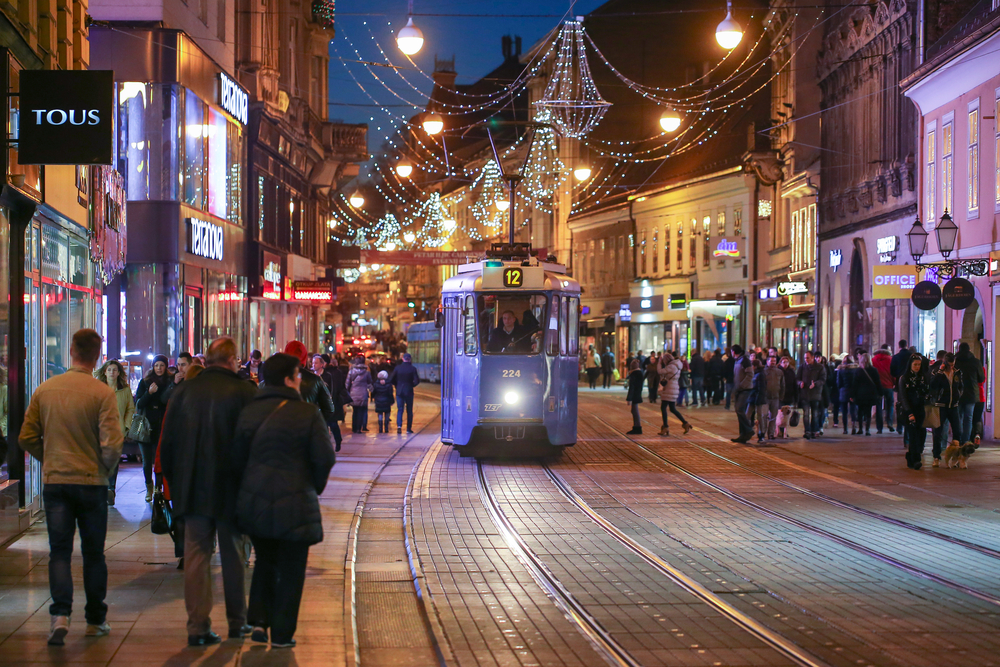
441 296 459 440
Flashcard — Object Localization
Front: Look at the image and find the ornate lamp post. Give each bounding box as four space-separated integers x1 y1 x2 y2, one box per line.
907 210 988 277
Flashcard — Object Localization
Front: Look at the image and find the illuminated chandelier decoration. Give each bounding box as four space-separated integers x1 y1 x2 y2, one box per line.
534 18 611 138
470 160 507 230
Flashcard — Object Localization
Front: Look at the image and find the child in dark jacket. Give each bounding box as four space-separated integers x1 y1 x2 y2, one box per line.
372 370 395 433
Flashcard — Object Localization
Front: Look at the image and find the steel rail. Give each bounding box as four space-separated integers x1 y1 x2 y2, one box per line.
475 461 642 667
543 466 833 667
591 414 1000 609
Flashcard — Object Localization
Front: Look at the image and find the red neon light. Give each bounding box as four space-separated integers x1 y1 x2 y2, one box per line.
292 289 332 301
262 290 282 300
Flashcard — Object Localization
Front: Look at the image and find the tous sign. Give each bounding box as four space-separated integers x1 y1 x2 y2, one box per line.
219 72 248 126
18 70 114 165
187 218 224 261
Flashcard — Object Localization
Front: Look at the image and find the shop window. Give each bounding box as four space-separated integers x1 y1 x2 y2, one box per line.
118 83 180 202
183 91 206 209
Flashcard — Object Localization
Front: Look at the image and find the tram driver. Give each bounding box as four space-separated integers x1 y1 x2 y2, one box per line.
487 310 521 353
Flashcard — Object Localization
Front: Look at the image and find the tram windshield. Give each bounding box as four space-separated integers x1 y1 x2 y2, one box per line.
478 293 547 355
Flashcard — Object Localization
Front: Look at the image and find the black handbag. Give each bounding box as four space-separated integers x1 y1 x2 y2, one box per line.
789 410 800 427
150 490 173 535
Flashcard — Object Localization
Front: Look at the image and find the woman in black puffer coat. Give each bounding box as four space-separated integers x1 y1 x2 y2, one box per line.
232 353 336 648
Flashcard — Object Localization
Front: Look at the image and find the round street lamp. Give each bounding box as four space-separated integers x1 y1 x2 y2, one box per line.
396 16 424 56
395 158 414 178
906 215 928 262
715 1 743 50
422 112 444 135
573 164 592 181
349 191 365 208
659 108 682 133
495 199 510 212
936 209 958 259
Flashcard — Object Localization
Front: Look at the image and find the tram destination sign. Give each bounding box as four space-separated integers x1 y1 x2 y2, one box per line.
18 70 115 164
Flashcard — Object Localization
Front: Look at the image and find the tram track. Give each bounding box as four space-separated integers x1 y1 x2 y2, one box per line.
476 459 832 667
588 412 1000 609
345 403 449 667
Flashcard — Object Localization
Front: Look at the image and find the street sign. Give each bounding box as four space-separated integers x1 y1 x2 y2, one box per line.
942 277 975 310
18 70 115 164
911 280 942 310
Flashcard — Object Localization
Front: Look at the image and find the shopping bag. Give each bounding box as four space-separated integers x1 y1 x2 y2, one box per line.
612 368 621 382
922 405 941 429
789 410 800 428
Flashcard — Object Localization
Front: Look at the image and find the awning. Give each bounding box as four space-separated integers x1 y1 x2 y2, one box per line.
771 314 799 329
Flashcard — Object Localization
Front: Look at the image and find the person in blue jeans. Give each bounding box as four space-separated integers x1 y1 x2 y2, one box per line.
19 329 124 645
390 353 421 434
954 342 984 444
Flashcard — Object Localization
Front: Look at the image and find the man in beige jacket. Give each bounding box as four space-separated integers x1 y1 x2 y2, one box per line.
20 329 123 646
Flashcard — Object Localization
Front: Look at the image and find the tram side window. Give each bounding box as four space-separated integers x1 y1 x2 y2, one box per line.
559 298 569 356
546 296 560 356
568 296 579 356
464 295 477 355
478 293 546 354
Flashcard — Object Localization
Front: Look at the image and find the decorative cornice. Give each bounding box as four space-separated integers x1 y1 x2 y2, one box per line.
817 0 909 81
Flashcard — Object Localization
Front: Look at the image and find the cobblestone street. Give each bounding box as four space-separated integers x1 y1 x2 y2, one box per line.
3 388 1000 666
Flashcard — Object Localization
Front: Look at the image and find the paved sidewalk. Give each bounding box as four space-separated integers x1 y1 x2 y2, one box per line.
0 396 438 667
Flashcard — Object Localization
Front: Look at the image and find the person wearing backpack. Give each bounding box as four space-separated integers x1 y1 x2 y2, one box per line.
761 355 785 441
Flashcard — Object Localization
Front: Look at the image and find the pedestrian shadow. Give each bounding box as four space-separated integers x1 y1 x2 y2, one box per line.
159 642 243 667
241 646 300 667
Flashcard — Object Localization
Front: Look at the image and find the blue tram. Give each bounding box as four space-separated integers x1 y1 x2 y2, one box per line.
438 244 581 456
405 321 441 383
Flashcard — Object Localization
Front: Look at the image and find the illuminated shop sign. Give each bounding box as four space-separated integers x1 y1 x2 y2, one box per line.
777 281 808 296
830 248 842 271
712 237 742 258
872 265 919 299
669 294 687 310
18 70 115 164
187 218 223 261
263 259 282 300
219 72 248 126
618 304 631 322
876 235 898 263
758 287 779 300
292 281 333 301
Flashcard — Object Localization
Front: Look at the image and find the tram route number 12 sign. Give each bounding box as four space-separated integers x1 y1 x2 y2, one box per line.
503 267 523 288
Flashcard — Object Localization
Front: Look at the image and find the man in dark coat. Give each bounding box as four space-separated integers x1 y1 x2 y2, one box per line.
160 337 257 647
955 342 985 444
731 345 754 443
689 351 706 407
796 350 827 439
389 353 421 433
706 349 724 404
722 351 736 409
600 346 615 388
231 353 335 648
284 342 340 450
889 339 911 435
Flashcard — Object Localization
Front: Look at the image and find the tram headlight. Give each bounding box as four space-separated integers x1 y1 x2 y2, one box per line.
504 391 519 405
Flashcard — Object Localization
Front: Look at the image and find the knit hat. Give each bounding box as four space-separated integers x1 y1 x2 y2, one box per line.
378 370 388 380
152 354 169 367
283 340 309 366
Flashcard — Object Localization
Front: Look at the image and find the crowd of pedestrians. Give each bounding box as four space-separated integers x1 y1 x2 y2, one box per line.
16 327 429 650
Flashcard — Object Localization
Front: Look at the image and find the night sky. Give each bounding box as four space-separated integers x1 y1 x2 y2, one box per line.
328 0 605 157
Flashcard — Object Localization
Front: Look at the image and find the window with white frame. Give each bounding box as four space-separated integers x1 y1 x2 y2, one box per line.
652 227 658 274
664 223 671 272
640 230 647 275
717 210 726 267
969 100 979 215
927 123 936 223
702 215 711 268
689 218 696 269
943 118 954 215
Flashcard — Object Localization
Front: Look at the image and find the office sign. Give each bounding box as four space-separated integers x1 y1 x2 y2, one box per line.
872 265 919 299
942 277 975 310
712 237 742 258
911 280 942 310
187 218 223 261
777 281 808 296
18 70 115 164
219 72 248 126
292 281 333 301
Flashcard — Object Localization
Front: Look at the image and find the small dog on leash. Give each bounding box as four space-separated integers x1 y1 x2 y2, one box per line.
943 439 976 469
774 406 791 438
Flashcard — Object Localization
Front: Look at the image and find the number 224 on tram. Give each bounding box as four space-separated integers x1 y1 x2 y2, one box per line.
437 247 581 457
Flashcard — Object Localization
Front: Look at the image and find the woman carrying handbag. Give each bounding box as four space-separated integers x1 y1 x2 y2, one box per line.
850 353 881 436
